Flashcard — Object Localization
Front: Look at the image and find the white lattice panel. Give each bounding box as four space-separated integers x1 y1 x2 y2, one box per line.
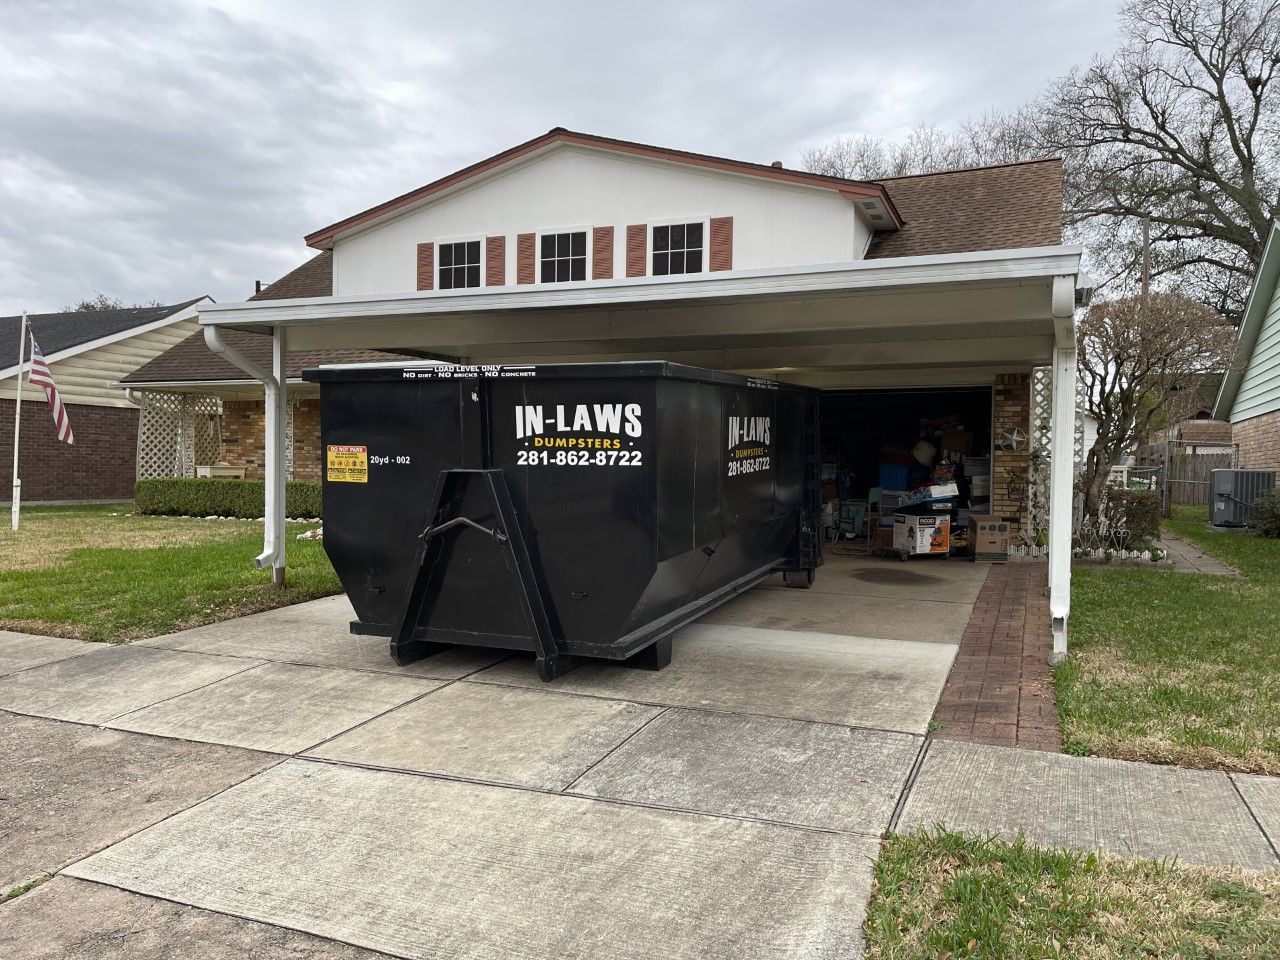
135 392 224 479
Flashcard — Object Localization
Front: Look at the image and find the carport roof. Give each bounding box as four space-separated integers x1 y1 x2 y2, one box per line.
195 245 1082 390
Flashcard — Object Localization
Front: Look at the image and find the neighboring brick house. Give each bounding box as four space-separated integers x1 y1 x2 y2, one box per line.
119 267 418 481
1 299 209 502
1215 220 1280 473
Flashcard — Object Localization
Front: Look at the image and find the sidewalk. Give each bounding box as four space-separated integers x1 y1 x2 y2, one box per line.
2 602 1276 960
1160 530 1238 575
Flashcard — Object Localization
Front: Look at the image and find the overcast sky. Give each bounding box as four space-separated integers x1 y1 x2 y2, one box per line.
0 0 1122 316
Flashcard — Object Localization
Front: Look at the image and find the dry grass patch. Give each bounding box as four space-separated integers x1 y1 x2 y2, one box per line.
0 506 243 570
865 829 1280 959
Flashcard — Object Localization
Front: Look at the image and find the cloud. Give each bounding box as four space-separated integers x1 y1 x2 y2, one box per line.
0 0 1122 316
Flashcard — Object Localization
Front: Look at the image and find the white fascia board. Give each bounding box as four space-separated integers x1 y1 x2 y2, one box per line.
113 378 309 389
1214 220 1280 420
198 246 1084 329
0 297 213 383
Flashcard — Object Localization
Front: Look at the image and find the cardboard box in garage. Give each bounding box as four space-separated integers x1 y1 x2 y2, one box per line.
893 513 950 556
968 514 1010 562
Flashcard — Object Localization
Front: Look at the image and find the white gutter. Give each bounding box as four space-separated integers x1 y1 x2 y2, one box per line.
195 245 1085 328
203 325 287 581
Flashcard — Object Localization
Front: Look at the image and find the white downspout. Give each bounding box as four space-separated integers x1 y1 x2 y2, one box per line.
1048 276 1077 662
204 324 288 585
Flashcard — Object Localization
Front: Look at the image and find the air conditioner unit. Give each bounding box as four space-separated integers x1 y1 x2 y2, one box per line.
1210 469 1276 527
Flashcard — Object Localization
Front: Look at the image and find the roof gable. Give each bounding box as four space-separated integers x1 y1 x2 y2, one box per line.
1215 220 1280 420
1 299 206 377
304 128 904 250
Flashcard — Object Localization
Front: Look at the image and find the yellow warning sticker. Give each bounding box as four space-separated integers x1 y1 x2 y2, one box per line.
326 444 368 483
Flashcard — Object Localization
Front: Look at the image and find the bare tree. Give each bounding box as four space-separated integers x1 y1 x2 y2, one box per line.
801 1 1280 313
1039 0 1280 314
801 114 1041 180
1078 291 1236 517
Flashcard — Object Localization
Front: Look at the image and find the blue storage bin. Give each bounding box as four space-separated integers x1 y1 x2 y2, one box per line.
879 463 910 490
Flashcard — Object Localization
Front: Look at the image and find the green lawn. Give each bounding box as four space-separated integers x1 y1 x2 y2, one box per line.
863 829 1280 959
1055 506 1280 773
0 504 340 642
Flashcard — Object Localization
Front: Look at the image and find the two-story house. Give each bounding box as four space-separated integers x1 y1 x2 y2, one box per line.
124 127 1086 650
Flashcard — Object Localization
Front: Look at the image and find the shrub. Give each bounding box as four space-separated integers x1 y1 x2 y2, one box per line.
135 478 322 519
1254 489 1280 538
1104 488 1161 544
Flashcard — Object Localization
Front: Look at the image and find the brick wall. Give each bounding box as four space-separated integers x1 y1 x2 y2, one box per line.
220 398 322 480
1234 409 1280 473
292 400 322 480
991 372 1031 537
0 399 138 502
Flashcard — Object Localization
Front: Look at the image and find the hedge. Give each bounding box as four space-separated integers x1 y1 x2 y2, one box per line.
135 478 322 519
1254 489 1280 538
1104 488 1161 544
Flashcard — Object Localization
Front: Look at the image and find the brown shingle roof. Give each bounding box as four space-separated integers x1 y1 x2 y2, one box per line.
250 251 332 300
120 328 417 385
868 158 1064 259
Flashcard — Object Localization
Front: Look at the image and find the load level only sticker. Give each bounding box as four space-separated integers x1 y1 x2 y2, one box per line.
326 444 368 483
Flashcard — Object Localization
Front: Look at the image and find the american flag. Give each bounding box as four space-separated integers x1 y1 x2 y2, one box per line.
27 335 74 444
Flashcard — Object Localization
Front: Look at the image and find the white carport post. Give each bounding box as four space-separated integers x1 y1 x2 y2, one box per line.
204 323 289 586
1047 276 1077 661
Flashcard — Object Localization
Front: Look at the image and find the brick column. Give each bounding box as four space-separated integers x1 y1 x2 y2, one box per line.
992 372 1032 538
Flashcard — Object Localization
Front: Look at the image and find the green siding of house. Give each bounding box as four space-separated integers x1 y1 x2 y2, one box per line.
1231 277 1280 424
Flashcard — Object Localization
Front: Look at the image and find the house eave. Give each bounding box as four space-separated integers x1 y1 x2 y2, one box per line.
1214 219 1280 420
197 245 1085 330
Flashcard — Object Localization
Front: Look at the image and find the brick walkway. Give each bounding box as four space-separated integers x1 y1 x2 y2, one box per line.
931 562 1062 751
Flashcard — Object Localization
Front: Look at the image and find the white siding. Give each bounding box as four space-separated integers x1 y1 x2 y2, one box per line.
0 318 199 408
1231 279 1280 423
333 145 871 296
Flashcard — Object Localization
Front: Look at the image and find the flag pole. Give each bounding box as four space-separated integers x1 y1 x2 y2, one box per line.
11 310 28 531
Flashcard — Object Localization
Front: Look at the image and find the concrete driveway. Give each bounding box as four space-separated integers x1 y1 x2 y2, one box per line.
0 566 964 959
5 559 1277 958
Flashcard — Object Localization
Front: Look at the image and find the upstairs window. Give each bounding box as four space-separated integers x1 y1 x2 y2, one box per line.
439 240 481 289
540 231 587 283
653 222 703 276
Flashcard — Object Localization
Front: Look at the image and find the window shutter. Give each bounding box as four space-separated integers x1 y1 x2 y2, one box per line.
592 226 614 280
517 232 536 284
709 217 733 271
416 242 434 291
626 224 646 278
486 235 506 286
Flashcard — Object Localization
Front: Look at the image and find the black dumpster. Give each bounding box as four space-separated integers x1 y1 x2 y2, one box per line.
302 361 821 680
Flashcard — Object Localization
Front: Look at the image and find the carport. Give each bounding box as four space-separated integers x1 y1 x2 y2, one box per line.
197 245 1084 654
